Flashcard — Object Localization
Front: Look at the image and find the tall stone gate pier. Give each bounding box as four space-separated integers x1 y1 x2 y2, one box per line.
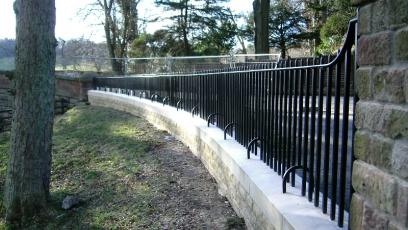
352 0 408 229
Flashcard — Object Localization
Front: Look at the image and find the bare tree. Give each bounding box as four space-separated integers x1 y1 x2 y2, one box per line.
94 0 141 74
4 0 56 223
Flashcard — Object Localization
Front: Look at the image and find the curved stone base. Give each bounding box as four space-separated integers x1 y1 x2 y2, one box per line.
88 90 344 230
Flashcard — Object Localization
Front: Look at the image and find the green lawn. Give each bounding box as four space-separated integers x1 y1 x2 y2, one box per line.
0 105 164 229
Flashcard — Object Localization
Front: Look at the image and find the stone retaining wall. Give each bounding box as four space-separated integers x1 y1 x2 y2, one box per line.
0 73 95 112
89 90 343 230
0 74 12 111
351 0 408 229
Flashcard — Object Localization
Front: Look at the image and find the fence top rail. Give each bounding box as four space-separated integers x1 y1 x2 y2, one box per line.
72 53 281 61
94 18 356 80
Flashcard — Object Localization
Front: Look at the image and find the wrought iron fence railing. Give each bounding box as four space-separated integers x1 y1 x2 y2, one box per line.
94 19 357 228
55 53 281 75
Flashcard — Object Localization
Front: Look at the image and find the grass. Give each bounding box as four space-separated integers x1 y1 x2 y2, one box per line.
0 105 165 229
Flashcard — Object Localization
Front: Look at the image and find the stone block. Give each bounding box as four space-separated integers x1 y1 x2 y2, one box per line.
372 68 405 103
395 28 408 62
358 32 392 66
356 102 408 138
355 101 387 132
352 160 397 214
355 67 372 99
389 0 408 29
395 180 408 226
405 71 408 103
354 131 393 170
351 0 376 6
350 193 365 230
389 221 406 230
385 105 408 138
392 140 408 180
358 5 372 35
371 0 389 33
362 202 389 230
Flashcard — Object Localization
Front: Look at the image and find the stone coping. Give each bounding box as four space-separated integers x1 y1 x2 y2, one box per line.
88 90 345 230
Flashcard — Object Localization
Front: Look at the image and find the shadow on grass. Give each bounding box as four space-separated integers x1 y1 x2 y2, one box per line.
1 105 164 229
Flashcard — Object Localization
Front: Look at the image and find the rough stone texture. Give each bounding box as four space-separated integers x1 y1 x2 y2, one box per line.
355 102 408 139
405 71 408 102
362 202 389 230
392 140 408 180
395 28 408 62
55 74 94 101
358 31 391 66
0 75 12 111
389 221 406 230
395 180 408 226
372 68 405 103
358 5 371 35
388 0 408 29
371 0 388 33
354 131 393 170
352 160 397 215
355 67 372 99
350 0 408 228
350 194 364 230
0 73 94 114
351 0 376 6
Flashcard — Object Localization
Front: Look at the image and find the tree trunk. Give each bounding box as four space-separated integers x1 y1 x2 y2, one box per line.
253 0 270 54
280 39 286 59
4 0 56 223
182 1 190 56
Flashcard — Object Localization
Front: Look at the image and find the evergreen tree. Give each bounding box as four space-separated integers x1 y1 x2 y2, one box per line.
154 0 232 56
317 0 355 54
268 0 306 58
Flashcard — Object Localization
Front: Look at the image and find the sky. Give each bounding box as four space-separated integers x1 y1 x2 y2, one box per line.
0 0 252 43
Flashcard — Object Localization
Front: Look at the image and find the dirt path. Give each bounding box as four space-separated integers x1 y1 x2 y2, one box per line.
1 106 246 229
144 134 246 230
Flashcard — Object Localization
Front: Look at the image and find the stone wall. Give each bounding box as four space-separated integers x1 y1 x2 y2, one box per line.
0 74 12 111
351 0 408 229
55 73 95 102
89 90 343 230
0 73 95 111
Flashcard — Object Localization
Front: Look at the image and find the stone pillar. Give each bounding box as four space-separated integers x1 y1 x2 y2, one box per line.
351 0 408 229
55 73 95 102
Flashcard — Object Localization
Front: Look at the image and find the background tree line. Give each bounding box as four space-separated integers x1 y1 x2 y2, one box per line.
0 0 355 73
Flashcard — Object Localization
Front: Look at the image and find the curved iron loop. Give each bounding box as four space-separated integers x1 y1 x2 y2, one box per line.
150 93 160 102
247 137 260 159
162 96 170 106
207 113 222 127
176 100 182 111
223 122 237 140
191 105 199 117
282 165 314 194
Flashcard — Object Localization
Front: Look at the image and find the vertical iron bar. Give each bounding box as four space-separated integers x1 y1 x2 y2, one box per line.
323 56 333 214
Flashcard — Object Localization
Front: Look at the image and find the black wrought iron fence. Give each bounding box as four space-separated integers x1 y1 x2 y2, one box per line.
95 19 357 228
